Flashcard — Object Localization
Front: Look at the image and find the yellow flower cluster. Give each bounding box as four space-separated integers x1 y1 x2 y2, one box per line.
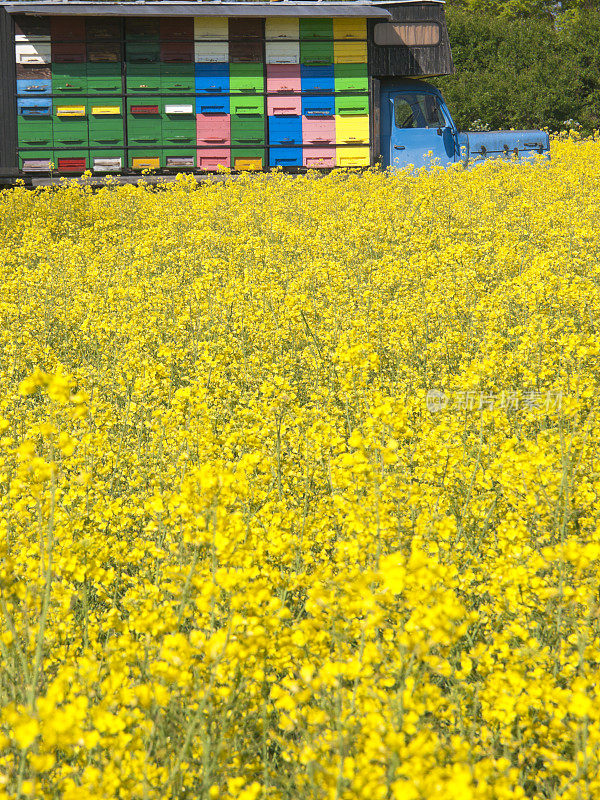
1 139 600 799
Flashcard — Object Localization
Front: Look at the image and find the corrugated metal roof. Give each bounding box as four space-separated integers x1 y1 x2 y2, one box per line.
3 1 396 18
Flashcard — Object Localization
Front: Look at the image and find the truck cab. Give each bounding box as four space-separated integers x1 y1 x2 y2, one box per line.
380 80 457 169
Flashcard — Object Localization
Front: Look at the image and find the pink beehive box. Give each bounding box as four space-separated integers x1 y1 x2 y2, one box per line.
302 116 336 146
303 148 336 168
266 64 301 94
197 149 231 170
196 114 231 146
267 96 302 116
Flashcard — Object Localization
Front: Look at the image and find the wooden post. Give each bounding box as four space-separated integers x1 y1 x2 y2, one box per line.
0 7 17 173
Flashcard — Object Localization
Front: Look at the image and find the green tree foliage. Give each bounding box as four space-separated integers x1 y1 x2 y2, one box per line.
448 0 557 21
444 0 594 21
433 9 600 133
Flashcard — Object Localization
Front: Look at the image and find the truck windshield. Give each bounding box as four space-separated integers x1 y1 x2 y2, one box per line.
394 93 446 129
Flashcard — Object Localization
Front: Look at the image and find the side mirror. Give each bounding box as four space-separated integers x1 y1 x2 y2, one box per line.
436 127 443 136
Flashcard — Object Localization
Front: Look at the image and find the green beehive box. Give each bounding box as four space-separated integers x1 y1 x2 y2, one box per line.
127 102 162 147
335 95 370 115
300 41 334 66
53 126 89 149
126 63 161 94
89 97 123 120
162 128 196 147
89 129 124 148
52 63 88 95
88 104 124 148
230 116 265 147
87 63 122 95
229 63 264 95
125 18 160 41
53 99 89 148
299 19 333 40
18 118 53 148
334 64 368 93
126 42 161 64
128 129 162 147
230 96 264 116
160 64 195 93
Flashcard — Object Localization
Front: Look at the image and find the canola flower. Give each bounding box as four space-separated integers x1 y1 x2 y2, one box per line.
0 139 600 799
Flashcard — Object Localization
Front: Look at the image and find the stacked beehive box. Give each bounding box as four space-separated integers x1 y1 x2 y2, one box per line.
14 14 371 172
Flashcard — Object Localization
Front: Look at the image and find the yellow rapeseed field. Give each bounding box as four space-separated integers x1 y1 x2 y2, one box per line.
1 139 600 800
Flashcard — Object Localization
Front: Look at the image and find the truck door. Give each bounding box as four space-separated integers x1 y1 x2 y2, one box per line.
380 87 458 170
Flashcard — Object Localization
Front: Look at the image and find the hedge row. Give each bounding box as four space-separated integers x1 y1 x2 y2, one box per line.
433 10 600 133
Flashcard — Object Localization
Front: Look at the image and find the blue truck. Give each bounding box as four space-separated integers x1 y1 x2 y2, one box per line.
0 1 549 184
381 79 549 169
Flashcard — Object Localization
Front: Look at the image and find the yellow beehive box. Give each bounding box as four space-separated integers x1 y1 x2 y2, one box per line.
56 106 86 117
333 18 367 40
334 41 368 64
335 115 370 144
132 157 160 170
234 157 262 171
91 105 121 116
265 18 299 40
336 146 370 167
193 17 228 40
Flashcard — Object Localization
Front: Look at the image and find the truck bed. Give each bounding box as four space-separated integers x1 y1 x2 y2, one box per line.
459 130 550 163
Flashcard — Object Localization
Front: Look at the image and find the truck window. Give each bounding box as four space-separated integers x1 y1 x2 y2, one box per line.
394 93 446 129
374 22 441 47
